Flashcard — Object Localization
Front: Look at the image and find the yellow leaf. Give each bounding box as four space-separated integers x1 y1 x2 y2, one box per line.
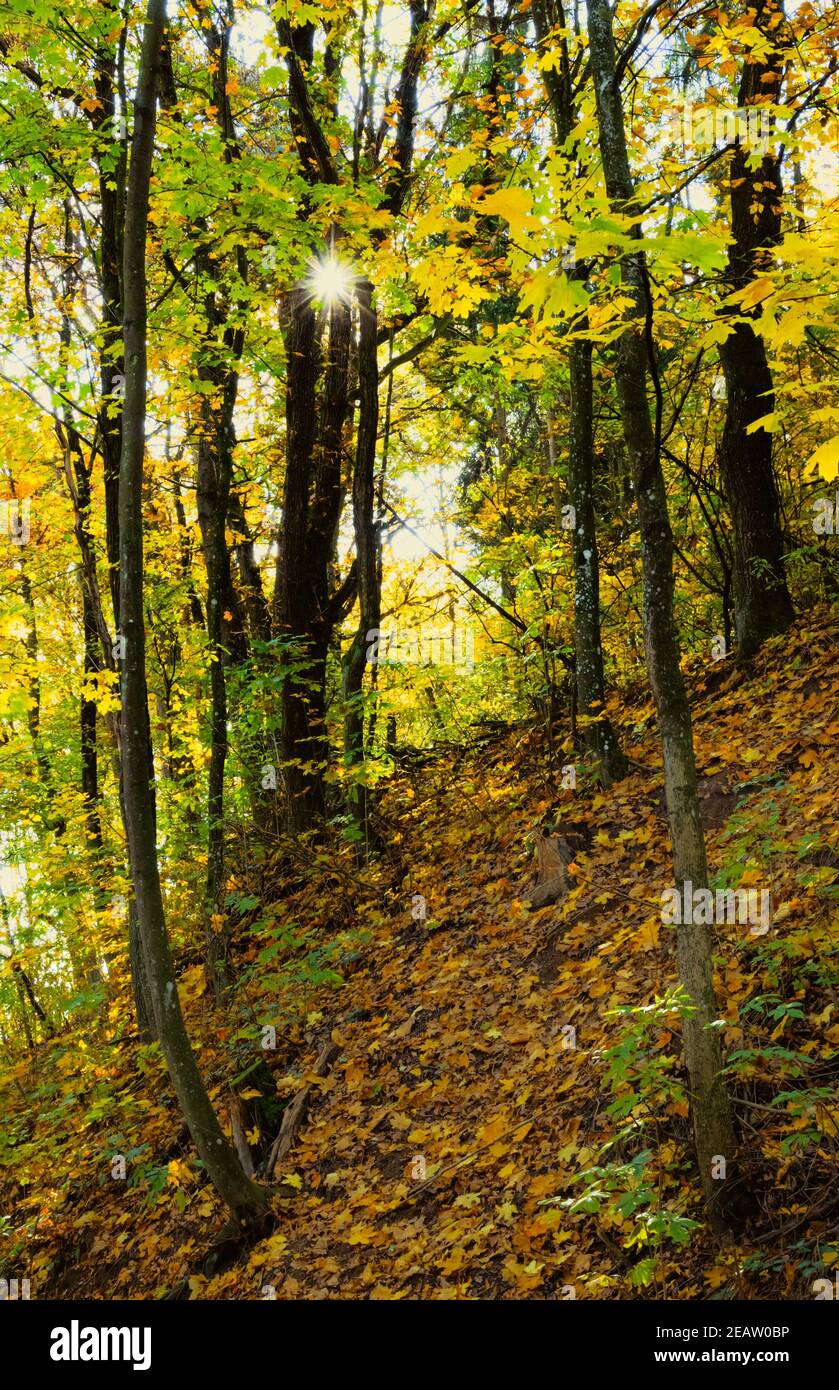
729 275 774 310
635 917 660 951
477 1115 507 1146
475 186 538 234
388 1112 412 1130
745 412 782 435
806 435 839 481
347 1223 378 1246
439 1246 467 1274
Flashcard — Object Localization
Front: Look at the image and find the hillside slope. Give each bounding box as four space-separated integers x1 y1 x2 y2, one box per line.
2 610 838 1300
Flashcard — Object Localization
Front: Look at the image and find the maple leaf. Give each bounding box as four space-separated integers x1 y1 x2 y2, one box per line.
806 436 839 481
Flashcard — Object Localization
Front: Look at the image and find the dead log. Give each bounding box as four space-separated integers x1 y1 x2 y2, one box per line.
264 1039 340 1179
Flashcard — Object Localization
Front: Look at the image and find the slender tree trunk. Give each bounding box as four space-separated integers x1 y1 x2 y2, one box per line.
587 0 736 1231
717 326 793 656
80 582 102 851
343 279 381 841
565 340 627 785
13 970 35 1053
94 27 127 629
166 14 257 930
3 0 152 1034
13 963 49 1034
19 561 56 814
79 578 107 992
229 490 271 642
119 0 266 1223
534 0 626 787
196 398 237 997
0 890 47 1044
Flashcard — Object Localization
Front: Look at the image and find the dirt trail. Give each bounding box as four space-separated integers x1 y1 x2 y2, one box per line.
4 612 838 1300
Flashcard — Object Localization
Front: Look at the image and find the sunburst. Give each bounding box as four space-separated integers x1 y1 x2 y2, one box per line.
305 255 355 305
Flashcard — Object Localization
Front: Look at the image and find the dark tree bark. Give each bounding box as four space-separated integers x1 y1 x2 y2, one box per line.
567 335 628 784
13 968 35 1053
119 0 265 1223
127 898 155 1043
80 580 102 850
162 4 254 992
272 7 432 835
339 4 433 830
196 371 240 993
269 20 351 834
1 886 52 1041
92 19 128 628
534 0 626 787
274 290 351 831
342 279 381 839
173 471 206 630
381 1 433 216
4 4 156 1033
716 0 794 656
229 490 271 643
12 962 50 1037
19 561 54 806
88 23 158 1024
587 0 737 1230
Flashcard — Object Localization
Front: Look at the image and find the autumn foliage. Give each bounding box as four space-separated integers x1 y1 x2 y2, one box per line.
0 0 838 1303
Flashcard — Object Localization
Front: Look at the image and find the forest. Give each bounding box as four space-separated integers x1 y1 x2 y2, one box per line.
0 0 837 1322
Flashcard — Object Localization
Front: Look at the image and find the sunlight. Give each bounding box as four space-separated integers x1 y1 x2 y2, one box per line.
4 0 837 1324
306 255 355 306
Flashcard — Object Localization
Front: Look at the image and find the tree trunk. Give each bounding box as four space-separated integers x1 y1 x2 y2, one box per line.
127 899 155 1042
19 559 62 831
196 393 238 996
80 581 102 851
271 6 430 835
717 325 793 656
167 11 256 981
716 1 794 657
89 32 159 1028
534 0 627 787
274 290 351 832
587 0 736 1231
342 278 381 842
119 0 266 1224
566 336 627 786
94 28 127 630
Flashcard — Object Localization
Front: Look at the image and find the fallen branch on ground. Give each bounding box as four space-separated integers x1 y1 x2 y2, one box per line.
264 1038 340 1179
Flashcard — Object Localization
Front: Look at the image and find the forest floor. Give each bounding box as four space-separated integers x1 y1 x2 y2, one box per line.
2 608 838 1300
